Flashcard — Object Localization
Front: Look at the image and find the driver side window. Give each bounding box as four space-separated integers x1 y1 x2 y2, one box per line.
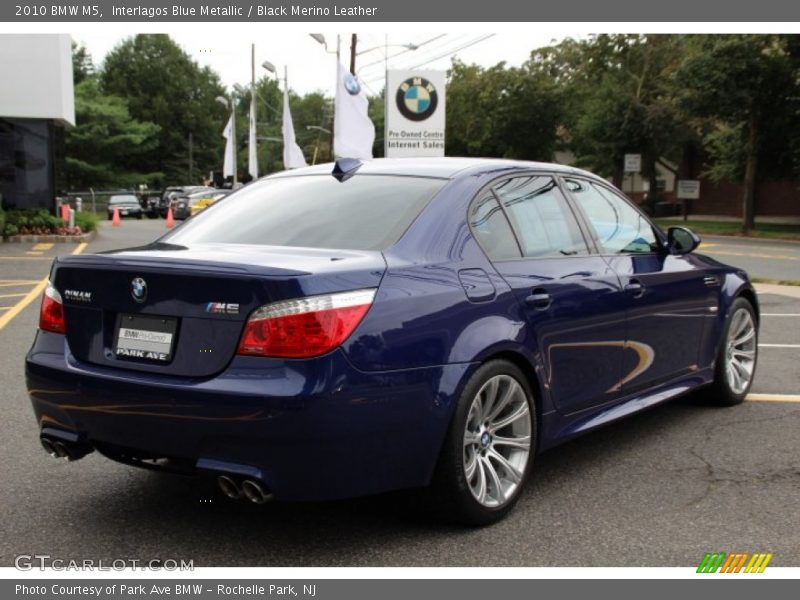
564 178 659 254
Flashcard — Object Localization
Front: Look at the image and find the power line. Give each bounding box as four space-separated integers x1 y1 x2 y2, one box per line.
407 34 496 70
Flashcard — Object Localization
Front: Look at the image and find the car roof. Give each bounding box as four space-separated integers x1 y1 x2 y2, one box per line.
266 157 604 181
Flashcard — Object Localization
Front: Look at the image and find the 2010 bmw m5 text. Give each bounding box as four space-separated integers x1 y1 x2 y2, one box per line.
26 158 759 524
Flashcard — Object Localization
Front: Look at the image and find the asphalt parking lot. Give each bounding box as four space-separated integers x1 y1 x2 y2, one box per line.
0 221 797 567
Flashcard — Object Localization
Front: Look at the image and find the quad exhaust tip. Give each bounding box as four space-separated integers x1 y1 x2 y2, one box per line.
41 436 87 460
241 479 273 504
217 475 273 504
216 475 242 500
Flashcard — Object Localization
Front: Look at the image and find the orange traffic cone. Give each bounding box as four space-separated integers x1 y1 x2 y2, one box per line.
112 207 121 227
166 207 175 229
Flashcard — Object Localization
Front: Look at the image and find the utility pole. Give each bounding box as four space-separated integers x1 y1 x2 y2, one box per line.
349 34 357 74
188 132 193 182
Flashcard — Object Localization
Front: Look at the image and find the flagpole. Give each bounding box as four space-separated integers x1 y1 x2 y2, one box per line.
333 35 340 158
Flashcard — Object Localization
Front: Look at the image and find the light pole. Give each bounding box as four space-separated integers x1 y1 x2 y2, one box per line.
306 126 331 165
215 95 236 187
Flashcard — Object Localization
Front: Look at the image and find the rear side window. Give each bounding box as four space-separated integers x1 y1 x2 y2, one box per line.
564 178 659 254
167 175 446 251
493 176 589 257
469 192 521 260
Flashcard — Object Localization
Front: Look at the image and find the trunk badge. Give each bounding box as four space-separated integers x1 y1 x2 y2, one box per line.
131 277 147 303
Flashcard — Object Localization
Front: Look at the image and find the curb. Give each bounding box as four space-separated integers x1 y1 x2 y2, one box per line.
2 231 96 244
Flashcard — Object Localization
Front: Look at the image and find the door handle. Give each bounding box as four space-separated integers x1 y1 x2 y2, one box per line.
525 288 552 310
624 278 645 298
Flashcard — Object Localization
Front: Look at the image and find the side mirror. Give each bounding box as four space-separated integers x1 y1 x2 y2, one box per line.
667 226 701 255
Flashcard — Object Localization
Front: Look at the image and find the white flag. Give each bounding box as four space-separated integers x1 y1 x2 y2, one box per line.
248 94 258 180
333 62 374 159
282 87 308 169
222 115 235 178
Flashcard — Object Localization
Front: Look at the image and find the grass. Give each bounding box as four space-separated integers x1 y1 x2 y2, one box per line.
655 219 800 241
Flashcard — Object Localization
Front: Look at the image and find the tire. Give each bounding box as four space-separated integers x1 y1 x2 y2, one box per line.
136 213 142 220
107 213 112 220
430 359 536 526
707 297 758 406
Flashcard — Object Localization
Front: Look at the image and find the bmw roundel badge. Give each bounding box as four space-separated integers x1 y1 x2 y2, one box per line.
396 76 438 122
343 72 361 96
131 277 147 303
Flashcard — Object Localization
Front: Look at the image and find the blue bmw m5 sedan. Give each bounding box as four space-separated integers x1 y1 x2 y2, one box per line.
26 158 759 524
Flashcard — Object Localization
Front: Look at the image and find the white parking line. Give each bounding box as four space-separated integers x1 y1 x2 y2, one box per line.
762 313 800 317
759 344 800 348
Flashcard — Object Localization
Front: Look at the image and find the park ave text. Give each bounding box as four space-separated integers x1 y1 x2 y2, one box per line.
16 584 316 597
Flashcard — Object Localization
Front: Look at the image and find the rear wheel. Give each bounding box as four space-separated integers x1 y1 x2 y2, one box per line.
431 359 536 525
708 297 758 405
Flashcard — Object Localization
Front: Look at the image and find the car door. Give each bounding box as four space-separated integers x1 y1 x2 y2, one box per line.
470 174 628 414
562 177 715 393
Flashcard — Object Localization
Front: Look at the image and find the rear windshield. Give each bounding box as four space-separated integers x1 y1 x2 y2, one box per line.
165 174 446 251
109 195 138 204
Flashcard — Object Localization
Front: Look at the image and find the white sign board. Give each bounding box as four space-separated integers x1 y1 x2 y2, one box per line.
676 179 701 200
385 70 446 158
624 154 641 173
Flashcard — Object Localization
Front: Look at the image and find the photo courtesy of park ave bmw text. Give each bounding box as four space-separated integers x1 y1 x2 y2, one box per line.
0 0 799 595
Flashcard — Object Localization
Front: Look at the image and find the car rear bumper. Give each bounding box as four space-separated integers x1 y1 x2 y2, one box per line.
26 331 472 501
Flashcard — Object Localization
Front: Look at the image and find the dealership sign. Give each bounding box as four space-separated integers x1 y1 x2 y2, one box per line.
385 70 446 158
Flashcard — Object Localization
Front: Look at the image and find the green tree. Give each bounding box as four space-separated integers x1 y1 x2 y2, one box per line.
676 35 798 231
71 41 94 85
446 59 562 161
537 35 686 209
65 78 161 189
100 34 227 186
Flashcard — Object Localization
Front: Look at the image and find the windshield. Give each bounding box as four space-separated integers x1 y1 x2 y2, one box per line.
165 174 446 251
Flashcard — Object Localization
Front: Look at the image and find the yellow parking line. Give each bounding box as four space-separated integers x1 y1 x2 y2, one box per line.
32 243 54 251
25 251 43 256
0 280 40 286
747 393 800 403
0 293 27 299
0 257 56 261
0 241 87 331
0 278 47 331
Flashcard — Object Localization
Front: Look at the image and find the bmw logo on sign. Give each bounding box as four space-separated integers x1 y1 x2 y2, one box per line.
396 77 438 122
343 72 361 96
131 277 147 303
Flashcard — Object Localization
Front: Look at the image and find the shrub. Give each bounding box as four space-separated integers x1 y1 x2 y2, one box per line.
74 211 99 233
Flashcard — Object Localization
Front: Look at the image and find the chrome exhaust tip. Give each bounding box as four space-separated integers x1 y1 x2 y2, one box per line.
40 437 57 457
217 475 242 500
241 479 273 504
52 441 71 459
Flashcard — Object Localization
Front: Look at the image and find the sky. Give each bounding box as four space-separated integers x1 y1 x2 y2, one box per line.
71 31 568 96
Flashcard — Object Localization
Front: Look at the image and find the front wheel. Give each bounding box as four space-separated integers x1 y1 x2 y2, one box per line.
708 297 758 405
430 360 536 525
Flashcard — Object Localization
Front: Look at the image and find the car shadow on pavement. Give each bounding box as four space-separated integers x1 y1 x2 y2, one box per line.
47 395 726 567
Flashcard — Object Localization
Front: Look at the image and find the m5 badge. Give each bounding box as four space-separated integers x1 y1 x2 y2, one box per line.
205 302 239 315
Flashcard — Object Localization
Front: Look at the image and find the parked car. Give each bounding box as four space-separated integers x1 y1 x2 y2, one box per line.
106 194 143 220
172 189 230 220
159 186 214 218
140 193 162 219
27 158 758 525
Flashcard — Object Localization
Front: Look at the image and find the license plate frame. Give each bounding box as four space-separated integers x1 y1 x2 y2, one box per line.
114 313 178 363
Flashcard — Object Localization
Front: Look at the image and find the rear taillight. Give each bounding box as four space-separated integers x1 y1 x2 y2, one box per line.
39 282 66 333
237 289 376 358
